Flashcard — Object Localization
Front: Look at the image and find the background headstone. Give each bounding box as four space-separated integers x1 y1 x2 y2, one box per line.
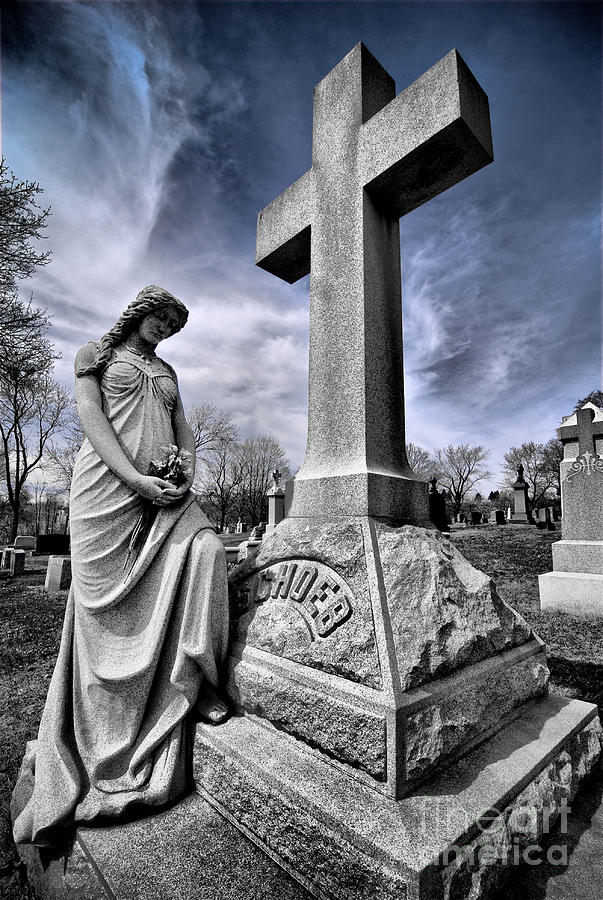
510 465 530 523
540 403 603 618
10 549 25 575
266 471 286 533
428 477 449 533
44 556 72 593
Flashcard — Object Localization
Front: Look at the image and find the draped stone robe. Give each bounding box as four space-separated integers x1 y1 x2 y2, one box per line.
13 346 229 846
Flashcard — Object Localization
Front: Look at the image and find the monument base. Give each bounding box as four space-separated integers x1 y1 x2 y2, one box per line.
552 539 603 575
539 570 603 619
287 471 430 523
195 697 601 900
14 699 601 900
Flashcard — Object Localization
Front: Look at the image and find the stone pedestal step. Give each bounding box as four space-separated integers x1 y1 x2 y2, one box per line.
194 695 601 900
18 790 311 900
18 696 601 900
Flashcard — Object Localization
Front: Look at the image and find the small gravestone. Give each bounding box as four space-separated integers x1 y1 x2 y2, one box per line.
540 402 603 618
44 556 72 592
510 465 530 523
428 477 449 533
236 539 262 563
14 535 36 551
10 549 25 575
235 519 247 534
471 510 482 525
225 546 242 569
266 470 286 533
2 548 14 570
489 509 505 525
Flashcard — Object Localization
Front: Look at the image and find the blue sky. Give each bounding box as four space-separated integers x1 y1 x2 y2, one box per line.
2 1 601 491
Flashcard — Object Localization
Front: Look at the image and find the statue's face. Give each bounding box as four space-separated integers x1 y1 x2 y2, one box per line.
138 306 181 346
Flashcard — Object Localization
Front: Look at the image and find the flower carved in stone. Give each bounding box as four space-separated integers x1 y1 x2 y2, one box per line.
565 450 603 482
234 560 353 639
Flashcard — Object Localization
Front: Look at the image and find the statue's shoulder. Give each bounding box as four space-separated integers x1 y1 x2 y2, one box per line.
156 355 178 383
74 341 99 371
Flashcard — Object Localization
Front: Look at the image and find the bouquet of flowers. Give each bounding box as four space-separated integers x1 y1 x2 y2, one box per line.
124 445 193 575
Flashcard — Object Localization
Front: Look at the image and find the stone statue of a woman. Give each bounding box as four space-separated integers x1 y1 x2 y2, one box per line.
12 285 230 847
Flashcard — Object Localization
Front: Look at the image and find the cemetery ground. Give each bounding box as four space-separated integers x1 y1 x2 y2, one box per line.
1 530 602 900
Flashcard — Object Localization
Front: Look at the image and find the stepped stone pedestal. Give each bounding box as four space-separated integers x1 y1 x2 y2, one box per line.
193 518 601 900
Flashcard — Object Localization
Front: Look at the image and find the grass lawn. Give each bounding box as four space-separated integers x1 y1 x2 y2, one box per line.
0 526 601 898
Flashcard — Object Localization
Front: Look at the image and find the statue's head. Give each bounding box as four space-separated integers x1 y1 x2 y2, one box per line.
77 285 189 377
117 285 189 339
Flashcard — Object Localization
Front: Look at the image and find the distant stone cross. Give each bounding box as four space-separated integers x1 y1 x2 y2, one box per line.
560 405 603 481
256 44 493 520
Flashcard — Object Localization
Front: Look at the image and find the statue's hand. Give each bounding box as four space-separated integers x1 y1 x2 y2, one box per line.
159 482 191 505
132 475 175 506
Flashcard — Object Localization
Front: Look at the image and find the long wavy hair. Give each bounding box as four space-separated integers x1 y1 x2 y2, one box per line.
77 285 189 378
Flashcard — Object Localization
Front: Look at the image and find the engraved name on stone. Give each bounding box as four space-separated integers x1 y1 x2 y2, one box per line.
566 450 603 481
234 561 353 638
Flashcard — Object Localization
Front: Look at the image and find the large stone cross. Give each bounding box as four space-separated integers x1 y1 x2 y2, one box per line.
256 44 493 521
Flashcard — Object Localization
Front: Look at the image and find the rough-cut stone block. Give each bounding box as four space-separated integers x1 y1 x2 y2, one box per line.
227 646 387 779
401 645 549 787
10 549 25 574
44 555 72 592
195 696 601 900
229 517 538 799
539 571 603 620
375 522 531 689
552 539 603 575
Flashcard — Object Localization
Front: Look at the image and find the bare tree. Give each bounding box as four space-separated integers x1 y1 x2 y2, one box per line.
572 390 603 412
541 437 564 499
238 435 290 526
197 438 244 531
29 480 68 535
0 157 51 295
502 441 558 507
44 407 82 491
406 442 435 480
187 403 238 457
0 370 72 541
431 444 491 515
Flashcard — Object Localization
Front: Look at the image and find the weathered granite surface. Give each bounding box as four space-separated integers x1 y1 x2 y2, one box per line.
402 649 549 785
17 703 602 900
227 647 387 779
231 519 381 688
228 517 544 798
441 716 602 900
18 791 312 900
256 44 492 523
376 522 531 689
195 697 601 900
